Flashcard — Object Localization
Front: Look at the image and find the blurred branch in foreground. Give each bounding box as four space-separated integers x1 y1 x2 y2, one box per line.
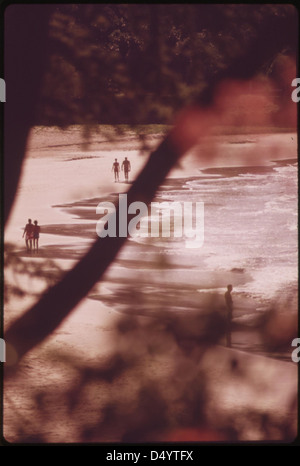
4 293 297 442
4 244 63 305
3 5 298 444
4 5 298 365
4 5 297 223
5 6 294 368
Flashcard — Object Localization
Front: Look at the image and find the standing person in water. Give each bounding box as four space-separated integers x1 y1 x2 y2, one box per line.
22 218 34 252
121 157 131 182
33 220 41 252
224 284 233 347
112 158 120 182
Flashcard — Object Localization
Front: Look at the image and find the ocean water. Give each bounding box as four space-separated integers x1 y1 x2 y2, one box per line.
121 156 298 317
8 127 298 319
160 160 297 302
4 129 298 444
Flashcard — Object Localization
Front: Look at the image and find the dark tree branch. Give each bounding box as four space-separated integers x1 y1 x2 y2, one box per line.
4 5 54 226
5 136 182 362
4 7 298 364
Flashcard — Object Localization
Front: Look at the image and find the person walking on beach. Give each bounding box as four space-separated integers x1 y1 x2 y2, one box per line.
33 220 41 252
112 158 120 182
224 284 233 347
22 218 34 252
121 157 131 182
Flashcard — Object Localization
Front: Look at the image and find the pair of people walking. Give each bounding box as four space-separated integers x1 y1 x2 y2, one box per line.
112 157 131 183
23 218 40 253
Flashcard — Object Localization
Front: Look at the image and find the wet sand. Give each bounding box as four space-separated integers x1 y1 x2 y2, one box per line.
10 173 295 363
3 127 298 443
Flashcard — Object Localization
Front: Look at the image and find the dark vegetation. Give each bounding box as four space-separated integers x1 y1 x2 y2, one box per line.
2 4 298 443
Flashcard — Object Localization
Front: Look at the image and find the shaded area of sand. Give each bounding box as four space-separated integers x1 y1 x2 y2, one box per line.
15 175 295 363
4 128 298 443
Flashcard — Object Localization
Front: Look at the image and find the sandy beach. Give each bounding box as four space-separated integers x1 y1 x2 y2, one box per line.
3 126 298 443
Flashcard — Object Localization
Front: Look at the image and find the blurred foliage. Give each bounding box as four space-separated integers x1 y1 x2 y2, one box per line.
39 4 297 131
3 5 298 443
4 244 297 442
5 308 227 442
4 243 63 306
4 290 297 443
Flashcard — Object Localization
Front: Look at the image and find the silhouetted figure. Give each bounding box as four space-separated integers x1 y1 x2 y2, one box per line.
122 157 131 182
224 284 233 347
112 158 120 182
23 218 34 252
33 220 40 252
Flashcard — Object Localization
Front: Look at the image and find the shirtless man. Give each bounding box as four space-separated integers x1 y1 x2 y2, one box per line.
23 218 34 252
121 157 131 182
33 220 41 252
112 158 120 182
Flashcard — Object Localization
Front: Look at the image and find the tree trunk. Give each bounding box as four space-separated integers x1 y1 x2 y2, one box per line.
4 5 53 226
5 136 182 361
4 8 297 363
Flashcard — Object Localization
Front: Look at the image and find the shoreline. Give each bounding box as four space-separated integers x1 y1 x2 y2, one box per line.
4 134 298 368
7 156 297 363
3 128 298 443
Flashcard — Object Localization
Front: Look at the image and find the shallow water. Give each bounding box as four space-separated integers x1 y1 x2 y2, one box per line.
114 157 298 312
166 160 297 301
4 128 298 443
6 128 298 351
